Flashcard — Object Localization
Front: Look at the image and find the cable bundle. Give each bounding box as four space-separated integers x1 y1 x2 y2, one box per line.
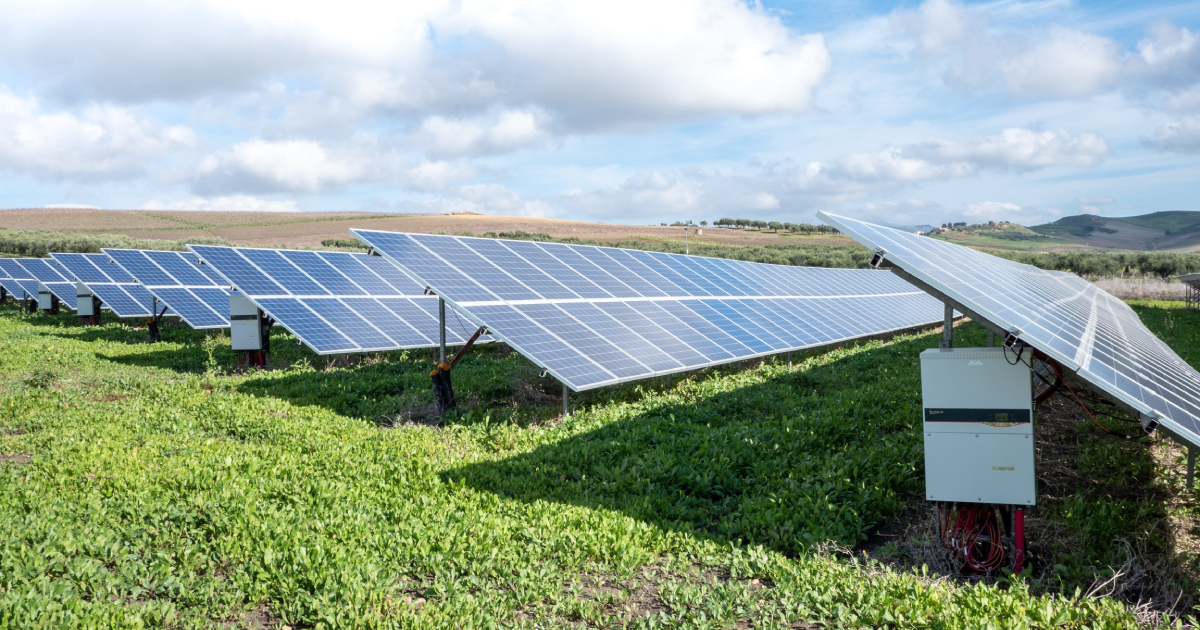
938 503 1007 573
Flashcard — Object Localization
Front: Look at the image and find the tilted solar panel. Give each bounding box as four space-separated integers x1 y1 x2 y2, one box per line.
0 266 24 298
103 249 226 329
351 229 945 391
13 258 76 309
818 211 1200 448
50 253 162 318
0 260 38 299
186 246 483 354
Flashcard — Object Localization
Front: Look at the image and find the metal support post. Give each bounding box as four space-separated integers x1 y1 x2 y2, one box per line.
939 303 953 349
988 331 995 347
562 385 570 417
1188 446 1196 491
438 298 446 364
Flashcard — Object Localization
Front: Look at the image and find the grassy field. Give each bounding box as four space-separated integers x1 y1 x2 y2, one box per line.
4 298 1196 628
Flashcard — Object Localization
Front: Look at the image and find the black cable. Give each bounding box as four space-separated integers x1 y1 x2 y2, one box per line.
1003 339 1026 366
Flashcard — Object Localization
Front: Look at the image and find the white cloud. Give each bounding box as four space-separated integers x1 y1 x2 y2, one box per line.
451 0 831 125
400 161 477 192
1075 196 1113 204
415 109 550 158
142 195 300 213
43 203 101 209
961 201 1024 219
1144 117 1200 153
1135 22 1200 84
0 0 830 130
892 0 1124 98
906 127 1109 169
194 139 364 194
0 85 195 178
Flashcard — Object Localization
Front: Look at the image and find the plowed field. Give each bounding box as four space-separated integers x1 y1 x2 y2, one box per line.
0 208 852 248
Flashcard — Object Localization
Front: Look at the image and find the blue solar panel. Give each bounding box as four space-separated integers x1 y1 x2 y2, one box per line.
352 229 946 390
188 245 487 354
51 253 110 284
820 211 1200 451
15 258 70 283
88 284 147 317
255 298 358 353
103 249 229 328
50 253 156 317
0 259 31 281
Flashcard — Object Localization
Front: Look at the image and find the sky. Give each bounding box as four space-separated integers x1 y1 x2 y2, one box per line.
2 0 1200 228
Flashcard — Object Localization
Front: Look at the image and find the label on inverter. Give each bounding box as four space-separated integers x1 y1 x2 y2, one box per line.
924 408 1031 426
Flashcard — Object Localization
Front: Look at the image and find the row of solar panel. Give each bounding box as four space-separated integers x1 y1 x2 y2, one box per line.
1 239 948 390
351 230 905 305
4 237 942 395
350 230 946 389
0 248 479 353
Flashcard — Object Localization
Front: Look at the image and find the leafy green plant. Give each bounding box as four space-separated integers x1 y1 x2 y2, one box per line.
0 302 1170 628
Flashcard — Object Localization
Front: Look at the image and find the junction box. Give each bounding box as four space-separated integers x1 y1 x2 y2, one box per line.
230 291 268 352
37 282 59 313
921 347 1035 506
76 282 102 325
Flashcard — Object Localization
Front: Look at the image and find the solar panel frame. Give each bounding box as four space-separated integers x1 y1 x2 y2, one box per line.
102 249 229 329
187 245 485 355
352 229 946 391
818 211 1200 449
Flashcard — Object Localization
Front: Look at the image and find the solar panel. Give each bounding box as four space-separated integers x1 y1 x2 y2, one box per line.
49 253 163 318
103 249 229 329
186 246 482 354
350 229 945 391
818 211 1200 449
0 259 39 299
13 258 76 309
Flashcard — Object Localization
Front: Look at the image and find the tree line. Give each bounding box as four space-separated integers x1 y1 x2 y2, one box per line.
0 228 233 258
711 218 839 234
981 248 1200 279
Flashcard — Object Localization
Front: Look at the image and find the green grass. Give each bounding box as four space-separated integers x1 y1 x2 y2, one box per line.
0 303 1172 628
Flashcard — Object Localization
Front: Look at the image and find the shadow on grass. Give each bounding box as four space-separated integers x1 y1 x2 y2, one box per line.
442 325 988 557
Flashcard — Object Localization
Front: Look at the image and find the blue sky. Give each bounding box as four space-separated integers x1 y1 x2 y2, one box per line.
2 0 1200 227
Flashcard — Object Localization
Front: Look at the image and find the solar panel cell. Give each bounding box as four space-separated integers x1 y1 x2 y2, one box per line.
255 298 357 353
319 253 400 296
341 298 431 347
282 252 365 296
190 247 287 296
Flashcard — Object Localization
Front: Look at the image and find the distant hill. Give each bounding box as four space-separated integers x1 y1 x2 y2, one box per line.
1030 211 1200 251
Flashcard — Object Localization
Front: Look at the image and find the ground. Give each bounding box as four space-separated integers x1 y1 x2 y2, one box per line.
0 208 853 249
0 298 1193 628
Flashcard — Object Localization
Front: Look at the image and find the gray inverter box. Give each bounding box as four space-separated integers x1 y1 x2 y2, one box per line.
921 347 1035 506
76 282 95 316
37 282 54 310
229 291 264 351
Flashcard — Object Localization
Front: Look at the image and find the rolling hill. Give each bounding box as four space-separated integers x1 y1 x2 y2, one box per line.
1030 211 1200 251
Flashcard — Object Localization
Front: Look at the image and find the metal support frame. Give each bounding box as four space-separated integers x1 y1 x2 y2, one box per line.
563 385 570 417
438 298 446 364
940 303 954 348
1184 274 1200 311
1189 446 1196 491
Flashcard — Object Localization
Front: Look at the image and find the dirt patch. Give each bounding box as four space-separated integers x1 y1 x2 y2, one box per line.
0 454 30 465
217 605 284 629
